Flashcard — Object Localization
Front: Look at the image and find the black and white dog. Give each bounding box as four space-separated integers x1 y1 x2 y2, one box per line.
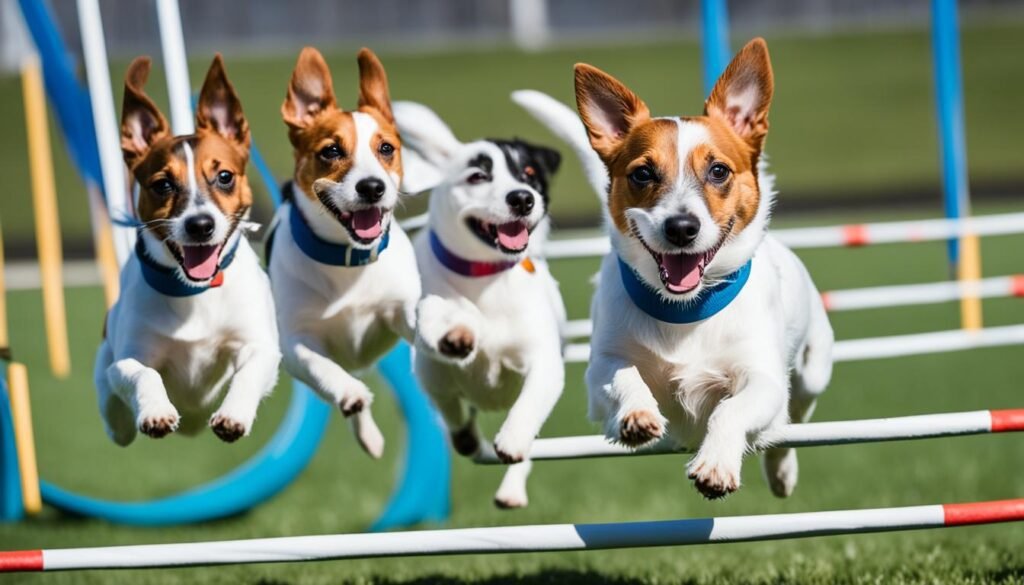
394 101 566 508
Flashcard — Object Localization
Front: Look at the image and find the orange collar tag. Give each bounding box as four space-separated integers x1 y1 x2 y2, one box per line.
210 271 225 288
520 258 536 274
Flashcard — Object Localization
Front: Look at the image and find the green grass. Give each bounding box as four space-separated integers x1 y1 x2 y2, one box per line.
1 200 1024 584
1 22 1023 249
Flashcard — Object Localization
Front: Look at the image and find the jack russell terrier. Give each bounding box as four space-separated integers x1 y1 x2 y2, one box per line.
268 47 419 458
95 55 280 445
393 100 566 509
515 38 834 499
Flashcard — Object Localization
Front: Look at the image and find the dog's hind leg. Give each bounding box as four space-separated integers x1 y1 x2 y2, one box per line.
94 342 136 446
494 458 532 509
762 298 834 498
210 343 281 443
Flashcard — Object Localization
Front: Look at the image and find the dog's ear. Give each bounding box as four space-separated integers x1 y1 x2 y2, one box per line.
574 63 650 162
196 54 250 151
356 48 393 123
392 100 462 168
529 144 562 177
282 47 336 130
121 56 170 169
705 37 774 152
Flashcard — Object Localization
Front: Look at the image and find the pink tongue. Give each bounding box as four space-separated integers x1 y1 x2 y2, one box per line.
182 245 221 281
496 222 530 251
352 208 383 239
661 253 703 293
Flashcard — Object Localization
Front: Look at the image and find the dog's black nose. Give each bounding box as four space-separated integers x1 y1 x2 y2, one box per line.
355 178 386 202
664 213 701 247
184 214 216 240
506 190 535 217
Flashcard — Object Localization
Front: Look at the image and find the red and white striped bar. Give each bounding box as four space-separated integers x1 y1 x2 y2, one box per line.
563 324 1024 364
3 499 1022 572
544 211 1024 260
473 408 1024 463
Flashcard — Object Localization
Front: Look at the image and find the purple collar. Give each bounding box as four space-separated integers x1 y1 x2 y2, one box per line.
430 231 521 277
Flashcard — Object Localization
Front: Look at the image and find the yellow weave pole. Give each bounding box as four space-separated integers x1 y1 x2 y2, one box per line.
22 56 71 378
87 184 120 307
6 363 41 515
0 223 42 515
958 233 983 331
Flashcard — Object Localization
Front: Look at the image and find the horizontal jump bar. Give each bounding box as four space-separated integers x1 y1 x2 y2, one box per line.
544 211 1024 259
472 409 1024 463
3 498 1021 572
564 324 1024 364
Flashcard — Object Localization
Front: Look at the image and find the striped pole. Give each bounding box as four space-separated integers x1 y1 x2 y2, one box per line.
474 408 1024 463
931 0 982 330
1 498 1021 572
700 0 731 96
21 55 70 379
542 211 1024 259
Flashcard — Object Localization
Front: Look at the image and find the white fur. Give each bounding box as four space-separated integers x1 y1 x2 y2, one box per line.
516 90 834 499
395 101 566 508
269 113 420 459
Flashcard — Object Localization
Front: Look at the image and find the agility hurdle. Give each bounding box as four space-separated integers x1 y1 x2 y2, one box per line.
1 498 1021 572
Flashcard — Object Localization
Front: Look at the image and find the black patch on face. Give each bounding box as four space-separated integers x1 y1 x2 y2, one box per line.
467 153 493 175
487 139 561 205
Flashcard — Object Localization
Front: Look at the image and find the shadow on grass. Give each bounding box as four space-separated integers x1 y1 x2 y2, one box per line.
256 569 674 585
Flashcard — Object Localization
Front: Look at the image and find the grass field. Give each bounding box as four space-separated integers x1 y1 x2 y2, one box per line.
1 19 1024 585
0 22 1023 249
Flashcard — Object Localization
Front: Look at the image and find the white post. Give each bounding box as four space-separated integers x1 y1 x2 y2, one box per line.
510 0 550 52
76 0 133 266
155 0 193 135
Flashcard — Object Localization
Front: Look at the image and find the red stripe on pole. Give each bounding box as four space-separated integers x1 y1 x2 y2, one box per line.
990 409 1024 432
0 550 43 572
1010 275 1024 298
943 499 1024 527
842 225 869 247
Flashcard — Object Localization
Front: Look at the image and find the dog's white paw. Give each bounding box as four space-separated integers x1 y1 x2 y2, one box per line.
352 410 385 459
613 408 665 448
209 412 249 443
337 382 373 417
437 326 475 360
687 447 742 500
494 489 529 510
493 427 533 464
762 447 798 498
494 460 532 509
138 406 180 439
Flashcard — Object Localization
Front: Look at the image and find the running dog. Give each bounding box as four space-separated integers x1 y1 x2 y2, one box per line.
96 55 280 445
393 100 565 508
514 38 834 499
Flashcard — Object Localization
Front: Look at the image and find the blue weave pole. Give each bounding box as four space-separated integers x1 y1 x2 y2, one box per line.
372 343 450 531
0 374 25 522
931 0 970 269
700 0 731 97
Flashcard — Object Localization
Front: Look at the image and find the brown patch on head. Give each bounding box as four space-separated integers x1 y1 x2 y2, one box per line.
682 115 761 232
121 55 253 240
604 119 679 235
282 47 402 200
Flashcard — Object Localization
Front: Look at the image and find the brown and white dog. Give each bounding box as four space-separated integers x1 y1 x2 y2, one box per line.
268 48 419 458
95 55 280 445
516 39 834 499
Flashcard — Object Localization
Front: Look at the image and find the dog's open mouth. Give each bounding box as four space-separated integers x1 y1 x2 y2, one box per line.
168 242 223 282
633 220 733 295
337 207 387 244
466 217 531 254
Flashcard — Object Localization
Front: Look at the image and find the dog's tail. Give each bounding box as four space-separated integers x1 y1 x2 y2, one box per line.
511 90 608 203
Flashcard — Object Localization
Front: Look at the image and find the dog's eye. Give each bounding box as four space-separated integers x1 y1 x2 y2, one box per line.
524 165 536 177
378 142 395 156
629 165 655 186
708 163 731 183
150 178 174 196
319 144 343 161
466 171 490 185
216 170 235 189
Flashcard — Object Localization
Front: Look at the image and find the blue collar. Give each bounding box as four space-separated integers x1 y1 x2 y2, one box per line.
617 257 752 324
136 237 239 297
430 231 520 277
289 202 389 267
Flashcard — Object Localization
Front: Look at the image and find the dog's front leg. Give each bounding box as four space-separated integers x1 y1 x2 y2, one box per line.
687 368 787 499
585 353 666 448
209 343 281 443
282 334 384 458
492 351 563 463
106 357 179 439
415 295 482 365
